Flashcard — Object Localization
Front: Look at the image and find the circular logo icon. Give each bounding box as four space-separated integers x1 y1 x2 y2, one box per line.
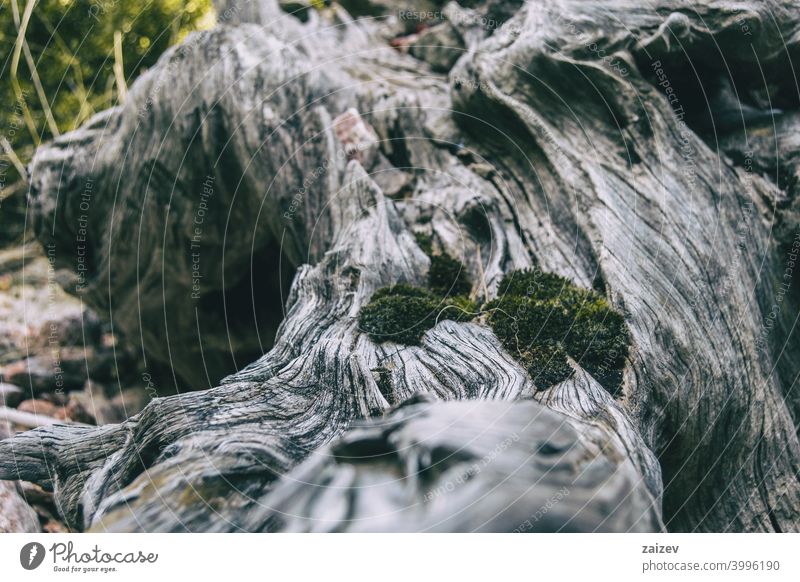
20 542 46 570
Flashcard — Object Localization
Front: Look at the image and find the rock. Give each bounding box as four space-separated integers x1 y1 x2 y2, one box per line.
108 387 150 422
65 383 150 425
63 384 107 425
3 359 48 395
36 310 103 350
18 481 53 507
42 519 69 533
333 108 380 166
55 398 96 425
0 479 40 532
20 481 69 533
16 399 61 419
0 383 23 408
3 348 93 395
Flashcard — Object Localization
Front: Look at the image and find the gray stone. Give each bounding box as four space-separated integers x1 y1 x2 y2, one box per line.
0 383 23 408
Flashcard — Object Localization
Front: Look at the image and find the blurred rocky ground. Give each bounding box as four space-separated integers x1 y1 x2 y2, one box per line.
0 219 151 532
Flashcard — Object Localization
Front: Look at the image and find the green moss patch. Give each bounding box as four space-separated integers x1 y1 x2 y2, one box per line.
524 343 575 389
413 232 473 297
358 285 476 346
356 234 477 345
358 255 629 396
428 253 472 296
371 283 433 301
359 286 438 345
485 269 629 394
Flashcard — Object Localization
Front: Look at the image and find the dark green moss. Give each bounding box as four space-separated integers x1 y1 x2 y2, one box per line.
486 270 629 395
358 266 629 396
428 253 472 296
359 285 475 345
372 284 436 301
414 232 434 256
568 307 629 390
524 342 574 387
497 268 583 304
486 296 569 348
443 295 479 321
358 291 439 345
413 232 472 297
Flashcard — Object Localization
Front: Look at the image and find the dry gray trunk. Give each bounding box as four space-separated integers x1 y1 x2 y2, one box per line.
0 423 39 533
1 0 799 532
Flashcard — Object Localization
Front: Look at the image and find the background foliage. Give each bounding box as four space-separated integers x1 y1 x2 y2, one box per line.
1 0 213 235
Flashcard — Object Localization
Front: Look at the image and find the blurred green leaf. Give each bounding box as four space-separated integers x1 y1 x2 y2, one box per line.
0 0 213 174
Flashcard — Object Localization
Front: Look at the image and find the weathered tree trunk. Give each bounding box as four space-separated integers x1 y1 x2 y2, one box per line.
0 423 39 533
1 0 799 532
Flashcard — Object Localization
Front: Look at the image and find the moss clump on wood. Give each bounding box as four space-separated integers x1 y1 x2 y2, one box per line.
371 284 435 301
485 269 629 394
497 270 581 302
414 232 473 297
441 295 479 321
358 285 475 345
358 286 439 345
428 253 472 296
356 233 476 344
359 266 628 396
525 342 575 389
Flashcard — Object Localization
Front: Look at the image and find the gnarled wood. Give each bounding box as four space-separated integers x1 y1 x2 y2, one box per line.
1 0 799 532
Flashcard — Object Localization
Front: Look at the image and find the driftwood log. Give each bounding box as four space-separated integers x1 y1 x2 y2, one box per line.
1 0 799 532
0 423 39 533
